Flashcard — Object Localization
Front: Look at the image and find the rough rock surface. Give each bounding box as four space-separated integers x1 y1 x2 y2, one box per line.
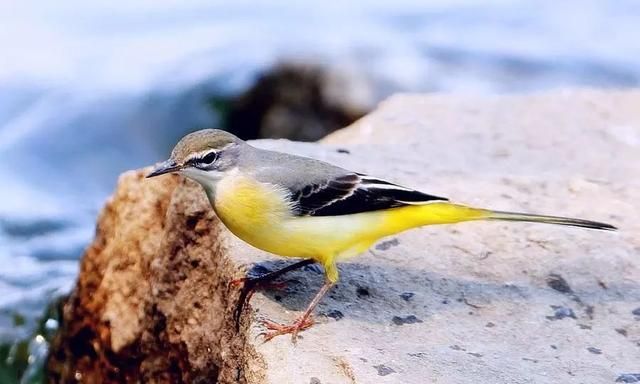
48 90 640 383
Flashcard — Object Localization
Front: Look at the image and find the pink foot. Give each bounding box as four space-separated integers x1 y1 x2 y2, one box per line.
259 316 315 343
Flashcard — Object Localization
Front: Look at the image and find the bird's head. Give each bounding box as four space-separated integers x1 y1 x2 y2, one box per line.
146 129 244 186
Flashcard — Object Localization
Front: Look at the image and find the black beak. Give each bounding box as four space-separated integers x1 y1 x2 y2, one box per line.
146 159 182 178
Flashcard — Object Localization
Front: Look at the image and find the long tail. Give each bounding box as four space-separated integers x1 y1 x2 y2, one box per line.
485 209 617 231
407 202 617 231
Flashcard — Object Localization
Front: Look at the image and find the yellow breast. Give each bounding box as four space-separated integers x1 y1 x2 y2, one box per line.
208 172 378 261
211 172 288 243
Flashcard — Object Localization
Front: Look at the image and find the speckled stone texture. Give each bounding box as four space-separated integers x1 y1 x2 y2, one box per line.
49 90 640 384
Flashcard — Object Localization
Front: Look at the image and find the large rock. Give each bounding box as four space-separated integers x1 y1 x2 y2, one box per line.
223 61 373 142
48 90 640 383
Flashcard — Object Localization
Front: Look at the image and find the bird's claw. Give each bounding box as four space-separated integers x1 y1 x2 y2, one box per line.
258 316 315 343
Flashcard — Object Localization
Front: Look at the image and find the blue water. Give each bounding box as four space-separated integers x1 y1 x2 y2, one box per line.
1 0 639 341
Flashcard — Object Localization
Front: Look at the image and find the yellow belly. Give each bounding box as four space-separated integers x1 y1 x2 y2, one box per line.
210 173 375 262
208 173 488 280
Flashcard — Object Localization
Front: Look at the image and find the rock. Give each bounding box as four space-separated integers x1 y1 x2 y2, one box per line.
48 90 640 383
223 61 374 142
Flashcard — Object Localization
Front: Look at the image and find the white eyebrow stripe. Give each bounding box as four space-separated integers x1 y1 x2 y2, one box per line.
198 149 216 157
187 142 236 162
185 150 215 163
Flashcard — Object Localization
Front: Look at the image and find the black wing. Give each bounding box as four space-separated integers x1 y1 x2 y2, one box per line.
290 173 448 217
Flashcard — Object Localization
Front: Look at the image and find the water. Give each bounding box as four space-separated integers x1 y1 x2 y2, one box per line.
1 0 639 379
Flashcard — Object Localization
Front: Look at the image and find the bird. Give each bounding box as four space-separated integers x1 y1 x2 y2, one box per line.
147 128 616 342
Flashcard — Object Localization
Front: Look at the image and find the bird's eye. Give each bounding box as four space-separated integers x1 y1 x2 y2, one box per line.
200 151 218 165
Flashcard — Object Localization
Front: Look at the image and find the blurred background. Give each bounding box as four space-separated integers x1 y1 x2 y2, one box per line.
1 0 639 381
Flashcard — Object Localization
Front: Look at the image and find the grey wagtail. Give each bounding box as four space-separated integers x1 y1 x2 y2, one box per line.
147 129 616 342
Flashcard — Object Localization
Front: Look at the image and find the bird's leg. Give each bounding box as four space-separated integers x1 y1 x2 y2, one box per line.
261 279 335 343
232 258 315 329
